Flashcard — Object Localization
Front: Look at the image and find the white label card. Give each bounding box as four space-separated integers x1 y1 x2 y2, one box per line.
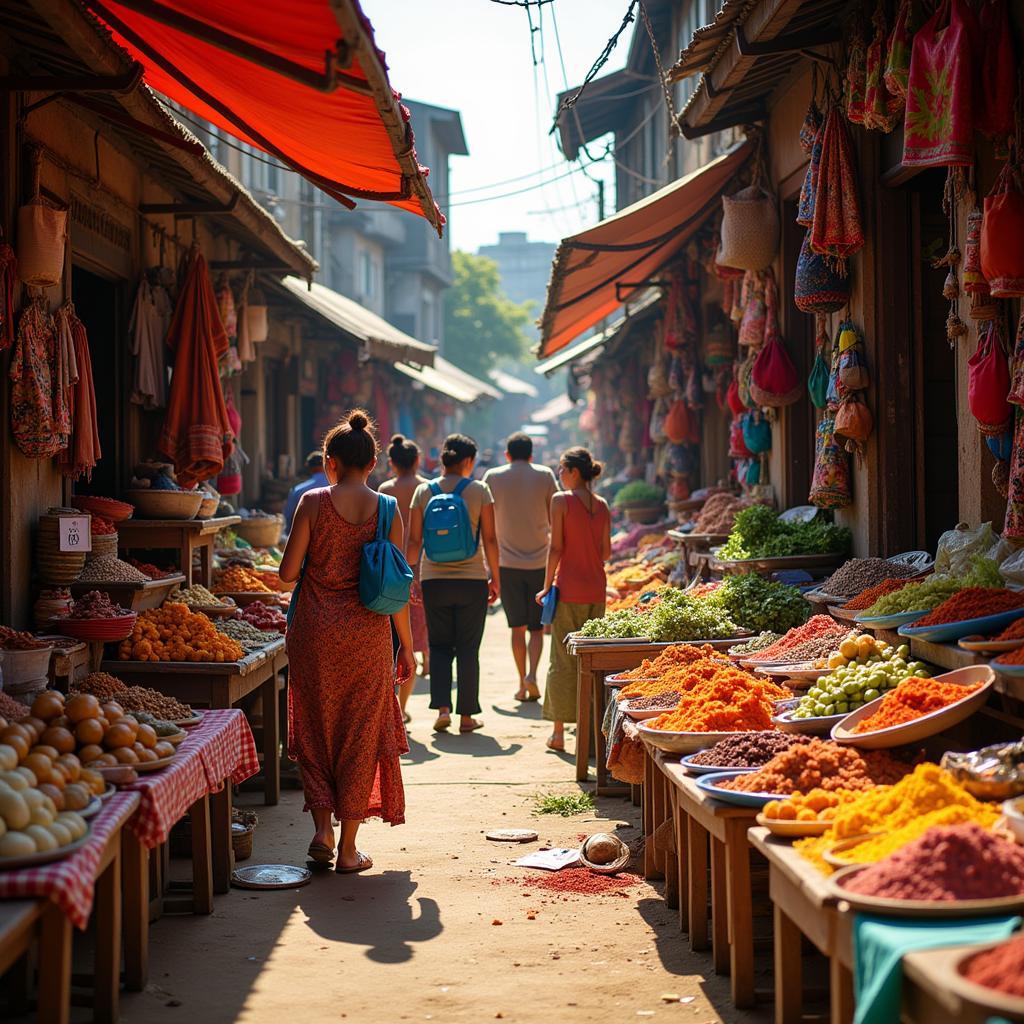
59 516 92 553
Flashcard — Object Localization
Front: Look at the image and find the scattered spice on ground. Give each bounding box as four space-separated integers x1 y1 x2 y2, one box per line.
746 616 846 662
720 738 911 794
853 677 981 733
911 588 1024 626
520 868 638 895
687 732 808 768
620 644 727 680
844 578 914 611
962 934 1024 997
648 667 789 732
819 558 917 598
841 823 1024 901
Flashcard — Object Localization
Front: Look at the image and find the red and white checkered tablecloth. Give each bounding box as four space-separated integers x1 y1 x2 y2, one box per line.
0 792 139 930
126 708 259 849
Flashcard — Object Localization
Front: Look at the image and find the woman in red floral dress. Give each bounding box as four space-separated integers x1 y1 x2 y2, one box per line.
281 410 413 872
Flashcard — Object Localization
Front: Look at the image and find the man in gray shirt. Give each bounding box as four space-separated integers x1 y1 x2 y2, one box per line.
483 433 558 702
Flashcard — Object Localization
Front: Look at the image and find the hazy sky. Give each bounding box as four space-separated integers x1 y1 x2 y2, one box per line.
361 0 634 254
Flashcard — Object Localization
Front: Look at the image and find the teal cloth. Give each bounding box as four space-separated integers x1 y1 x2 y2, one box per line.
853 913 1021 1024
987 1018 1014 1024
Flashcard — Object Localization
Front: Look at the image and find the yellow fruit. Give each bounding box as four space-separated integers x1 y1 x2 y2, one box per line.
36 783 64 812
22 753 55 784
0 770 28 792
58 812 87 840
61 784 90 812
24 824 57 852
47 820 72 847
0 745 17 772
0 831 36 857
0 785 30 830
827 653 846 670
839 638 859 660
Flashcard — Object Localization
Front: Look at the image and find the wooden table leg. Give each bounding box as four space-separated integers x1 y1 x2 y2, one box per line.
575 660 592 783
210 785 234 894
643 753 656 880
261 670 280 806
711 836 729 976
649 769 666 881
725 818 755 1009
774 904 802 1024
593 670 607 791
829 957 854 1024
121 829 148 991
37 901 71 1024
94 848 122 1024
197 537 212 589
686 815 709 952
673 794 688 932
190 795 214 914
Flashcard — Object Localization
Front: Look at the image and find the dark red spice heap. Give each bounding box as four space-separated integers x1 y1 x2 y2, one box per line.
843 823 1024 901
912 588 1024 627
521 868 638 895
962 933 1024 996
626 691 681 711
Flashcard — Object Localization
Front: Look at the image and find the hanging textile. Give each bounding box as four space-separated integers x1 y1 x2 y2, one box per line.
811 104 865 273
863 1 902 132
845 15 869 124
796 119 823 228
884 0 918 100
158 246 232 487
9 298 63 458
977 0 1015 140
810 415 852 509
0 232 15 351
981 161 1024 298
902 0 979 167
53 302 78 448
129 277 171 409
1004 312 1024 537
57 304 102 480
216 389 245 496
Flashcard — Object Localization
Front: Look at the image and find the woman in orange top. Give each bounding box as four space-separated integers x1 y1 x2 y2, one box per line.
535 447 611 752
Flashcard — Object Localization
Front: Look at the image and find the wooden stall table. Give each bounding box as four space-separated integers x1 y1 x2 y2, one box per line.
102 638 285 805
0 792 141 1024
116 515 240 588
666 531 727 584
748 826 854 1024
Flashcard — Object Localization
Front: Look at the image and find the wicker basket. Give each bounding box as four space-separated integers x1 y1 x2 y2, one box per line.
124 489 202 520
246 296 268 343
235 517 282 548
579 833 631 875
232 822 254 861
718 185 779 272
36 508 89 585
87 532 118 561
17 197 67 287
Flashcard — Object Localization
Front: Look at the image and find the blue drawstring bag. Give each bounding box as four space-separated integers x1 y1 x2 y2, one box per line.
742 410 773 454
540 585 559 627
359 493 413 614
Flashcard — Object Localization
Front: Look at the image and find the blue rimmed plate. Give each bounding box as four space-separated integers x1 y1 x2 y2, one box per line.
898 608 1024 644
854 610 928 630
991 660 1024 677
694 771 789 808
678 752 758 776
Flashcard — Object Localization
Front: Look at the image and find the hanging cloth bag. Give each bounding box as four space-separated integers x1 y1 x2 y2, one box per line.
726 376 746 416
359 493 414 615
1007 309 1024 406
795 232 851 313
809 415 853 509
977 0 1015 140
750 275 802 408
811 103 865 273
729 415 754 459
968 319 1012 435
845 16 869 124
738 271 767 348
835 396 874 456
796 121 824 228
808 343 831 410
863 1 902 131
741 410 772 455
981 161 1024 298
902 0 979 167
837 321 871 392
884 0 918 100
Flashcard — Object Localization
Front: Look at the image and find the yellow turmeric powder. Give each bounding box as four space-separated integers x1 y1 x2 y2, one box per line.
796 763 1000 871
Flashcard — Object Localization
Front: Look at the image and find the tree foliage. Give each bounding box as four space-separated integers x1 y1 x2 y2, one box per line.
443 251 533 378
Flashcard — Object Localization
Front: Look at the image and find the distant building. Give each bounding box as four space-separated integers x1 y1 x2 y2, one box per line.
477 231 556 333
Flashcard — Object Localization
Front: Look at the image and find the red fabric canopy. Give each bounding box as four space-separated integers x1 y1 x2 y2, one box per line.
85 0 442 231
538 142 751 358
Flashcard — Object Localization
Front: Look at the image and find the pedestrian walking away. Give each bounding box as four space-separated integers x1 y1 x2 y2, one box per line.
406 433 500 735
283 449 328 534
535 447 611 753
280 410 413 874
379 433 430 720
483 431 557 703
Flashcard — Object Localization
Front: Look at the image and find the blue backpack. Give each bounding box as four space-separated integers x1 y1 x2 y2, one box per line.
422 479 479 563
359 493 414 614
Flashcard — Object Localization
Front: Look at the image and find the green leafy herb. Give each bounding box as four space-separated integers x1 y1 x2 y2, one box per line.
534 792 595 817
719 505 851 560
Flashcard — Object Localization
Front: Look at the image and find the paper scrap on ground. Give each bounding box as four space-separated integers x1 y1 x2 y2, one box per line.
515 848 582 871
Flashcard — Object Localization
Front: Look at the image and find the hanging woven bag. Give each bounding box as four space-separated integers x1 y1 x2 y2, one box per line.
968 319 1012 435
981 162 1024 298
16 156 67 288
902 0 979 167
977 0 1014 140
718 186 779 272
750 275 802 408
737 349 757 409
795 232 851 313
702 322 734 368
809 415 853 509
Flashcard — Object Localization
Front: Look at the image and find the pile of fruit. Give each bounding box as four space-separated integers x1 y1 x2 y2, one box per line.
73 672 193 721
25 690 177 769
213 566 273 593
788 639 931 720
239 601 287 633
117 603 243 662
0 713 103 859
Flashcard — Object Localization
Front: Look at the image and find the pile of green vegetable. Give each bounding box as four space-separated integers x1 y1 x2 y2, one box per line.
718 505 851 560
863 557 1003 616
715 573 810 634
578 588 737 642
612 481 666 507
728 631 783 656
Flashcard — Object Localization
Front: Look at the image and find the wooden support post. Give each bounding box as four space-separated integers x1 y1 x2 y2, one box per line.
190 795 214 914
262 670 281 806
774 904 803 1024
93 849 122 1024
711 837 729 976
725 817 755 1008
37 902 71 1024
575 658 592 782
830 957 854 1024
673 792 688 931
210 785 234 893
687 815 709 952
121 829 149 991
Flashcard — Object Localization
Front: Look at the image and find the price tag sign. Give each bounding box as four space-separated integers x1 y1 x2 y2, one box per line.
59 516 92 553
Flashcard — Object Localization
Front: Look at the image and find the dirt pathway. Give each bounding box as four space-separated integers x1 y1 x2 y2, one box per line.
120 613 749 1023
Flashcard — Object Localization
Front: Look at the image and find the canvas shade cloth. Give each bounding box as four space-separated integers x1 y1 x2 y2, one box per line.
538 140 751 359
84 0 441 230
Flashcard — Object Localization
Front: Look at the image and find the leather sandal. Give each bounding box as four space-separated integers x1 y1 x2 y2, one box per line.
335 851 373 874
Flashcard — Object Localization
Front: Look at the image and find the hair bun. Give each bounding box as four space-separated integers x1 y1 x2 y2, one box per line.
591 460 603 480
348 411 368 431
390 434 405 445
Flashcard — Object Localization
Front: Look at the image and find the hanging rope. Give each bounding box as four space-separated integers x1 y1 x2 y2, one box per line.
637 0 680 161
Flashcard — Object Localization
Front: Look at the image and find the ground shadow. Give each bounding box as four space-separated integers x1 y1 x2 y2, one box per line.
430 732 523 758
401 733 442 765
489 701 543 720
543 746 575 766
299 869 443 964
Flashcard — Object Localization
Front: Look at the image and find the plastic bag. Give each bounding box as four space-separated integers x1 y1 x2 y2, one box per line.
934 522 1000 576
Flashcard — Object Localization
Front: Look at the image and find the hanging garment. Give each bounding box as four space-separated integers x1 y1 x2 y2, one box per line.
158 247 232 487
981 162 1024 298
56 305 102 480
9 299 63 458
810 415 853 509
53 301 77 449
811 104 865 272
902 0 979 167
976 0 1014 140
0 235 15 351
129 278 171 409
863 1 902 131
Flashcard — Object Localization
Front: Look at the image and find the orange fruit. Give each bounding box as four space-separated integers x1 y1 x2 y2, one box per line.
30 691 65 722
75 719 104 747
65 694 101 724
101 701 124 720
29 745 59 761
48 761 70 785
0 731 29 761
113 747 139 765
37 783 65 811
103 723 135 750
1 722 32 746
137 748 158 764
136 724 158 749
56 753 81 782
80 768 105 795
153 741 174 759
95 753 118 767
62 783 90 811
40 726 75 755
20 716 47 741
78 744 104 764
49 715 72 731
22 752 55 783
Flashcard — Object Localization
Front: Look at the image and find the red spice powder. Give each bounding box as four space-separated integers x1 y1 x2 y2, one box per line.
844 579 912 611
912 588 1024 627
748 616 846 662
995 618 1024 642
962 933 1024 997
520 868 638 895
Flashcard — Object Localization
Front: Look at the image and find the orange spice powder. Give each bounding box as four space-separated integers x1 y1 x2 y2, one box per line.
853 677 981 733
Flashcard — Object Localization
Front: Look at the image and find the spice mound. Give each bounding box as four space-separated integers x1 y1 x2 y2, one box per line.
213 566 273 593
0 627 51 650
77 556 150 583
118 603 243 662
962 933 1024 997
796 764 1000 869
65 591 132 619
620 643 726 680
994 618 1024 643
728 632 782 656
239 601 287 633
843 579 914 611
647 666 789 733
625 691 681 711
745 616 847 663
687 732 807 769
819 558 917 598
853 676 982 733
841 823 1024 901
172 584 229 608
911 588 1024 627
719 738 911 795
215 618 281 653
73 671 193 720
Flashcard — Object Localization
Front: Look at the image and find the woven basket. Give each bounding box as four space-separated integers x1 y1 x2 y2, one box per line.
124 489 202 520
17 198 67 287
232 823 254 861
36 509 88 584
719 185 779 272
87 533 118 561
235 517 282 548
246 301 268 343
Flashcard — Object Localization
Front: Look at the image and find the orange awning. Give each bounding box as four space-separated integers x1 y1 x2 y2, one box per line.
84 0 442 233
538 141 751 358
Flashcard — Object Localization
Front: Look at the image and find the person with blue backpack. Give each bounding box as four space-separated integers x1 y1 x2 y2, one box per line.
406 433 501 734
280 410 413 874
